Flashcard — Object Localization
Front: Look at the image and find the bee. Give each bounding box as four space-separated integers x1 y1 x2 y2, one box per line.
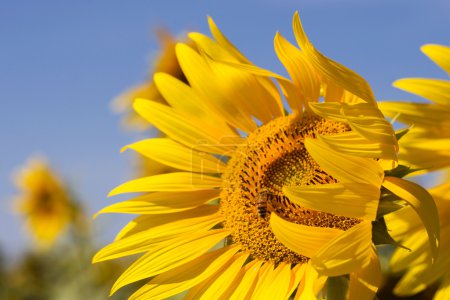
256 189 272 218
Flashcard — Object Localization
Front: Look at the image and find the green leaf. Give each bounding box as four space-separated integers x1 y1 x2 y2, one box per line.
395 128 409 141
372 218 410 251
384 164 420 178
327 276 349 300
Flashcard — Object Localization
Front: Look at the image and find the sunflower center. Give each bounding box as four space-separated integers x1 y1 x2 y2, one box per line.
220 114 361 264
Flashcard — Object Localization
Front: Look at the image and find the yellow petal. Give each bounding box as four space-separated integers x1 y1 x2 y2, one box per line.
292 11 375 104
311 220 373 276
93 206 221 262
389 229 428 273
207 16 251 64
317 132 397 160
185 252 248 300
421 44 450 75
253 263 292 300
382 176 440 261
348 247 381 300
153 72 239 138
393 78 450 107
305 138 384 187
174 35 281 123
226 260 264 300
378 101 450 128
287 264 307 300
274 32 320 106
122 138 227 174
111 229 230 295
346 116 397 149
270 213 342 258
95 190 220 217
296 262 327 300
283 183 379 220
385 206 421 241
129 245 241 300
176 43 257 132
108 172 221 196
251 262 275 298
134 98 238 155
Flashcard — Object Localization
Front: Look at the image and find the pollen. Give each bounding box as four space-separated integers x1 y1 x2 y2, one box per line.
220 113 361 265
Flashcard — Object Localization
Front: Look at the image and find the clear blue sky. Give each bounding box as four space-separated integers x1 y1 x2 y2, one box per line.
1 0 449 256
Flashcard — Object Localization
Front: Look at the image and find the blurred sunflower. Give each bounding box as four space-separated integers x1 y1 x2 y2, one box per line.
13 157 76 248
111 29 191 131
95 12 439 299
112 29 190 177
386 182 450 299
379 45 450 299
379 44 450 172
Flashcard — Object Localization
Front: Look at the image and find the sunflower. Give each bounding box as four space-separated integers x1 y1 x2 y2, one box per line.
95 12 439 299
13 157 76 248
111 29 191 131
386 182 450 298
379 44 450 173
378 44 450 298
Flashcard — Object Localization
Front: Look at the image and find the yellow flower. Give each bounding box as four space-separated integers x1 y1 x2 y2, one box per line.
111 29 191 131
380 44 450 299
379 44 450 173
13 157 75 248
386 182 450 298
95 12 438 299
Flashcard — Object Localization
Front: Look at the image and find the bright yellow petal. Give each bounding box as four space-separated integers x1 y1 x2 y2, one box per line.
253 263 292 300
270 213 342 258
384 205 421 241
421 44 450 75
305 138 384 187
311 220 373 277
111 229 230 295
317 132 397 160
176 43 257 132
108 172 221 196
251 262 275 299
283 183 379 220
346 116 397 149
382 176 440 261
207 16 251 64
378 101 450 128
292 11 375 104
185 252 249 300
393 78 450 107
287 264 307 300
134 98 238 155
122 138 227 174
389 229 428 273
226 260 264 300
296 262 327 300
153 72 239 138
274 32 320 107
348 247 381 300
93 206 221 262
95 190 220 217
129 245 241 300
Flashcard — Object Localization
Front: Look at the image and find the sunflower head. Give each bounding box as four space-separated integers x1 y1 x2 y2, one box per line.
13 157 76 248
95 11 440 299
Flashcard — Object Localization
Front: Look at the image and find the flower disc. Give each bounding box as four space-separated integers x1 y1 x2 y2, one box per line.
220 113 361 264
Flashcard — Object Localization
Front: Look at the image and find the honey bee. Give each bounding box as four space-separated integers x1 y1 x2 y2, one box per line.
257 189 272 218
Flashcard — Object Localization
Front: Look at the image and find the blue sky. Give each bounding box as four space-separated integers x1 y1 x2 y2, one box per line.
1 0 449 256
